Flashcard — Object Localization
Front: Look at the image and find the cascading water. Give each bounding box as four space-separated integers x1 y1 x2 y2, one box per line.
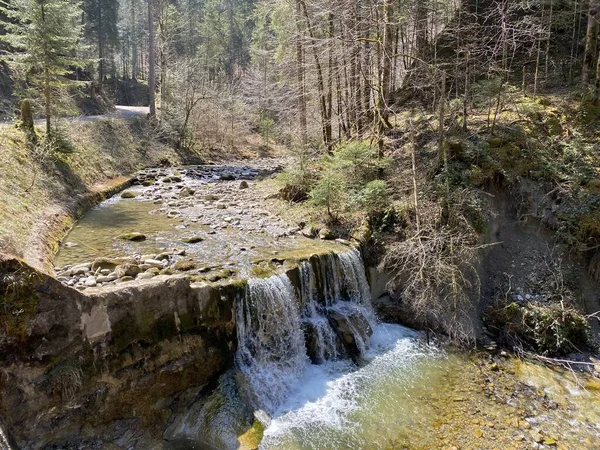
236 273 309 414
0 425 12 450
235 248 378 415
300 261 340 363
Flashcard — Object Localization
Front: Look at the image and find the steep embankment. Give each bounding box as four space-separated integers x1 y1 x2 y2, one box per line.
0 117 201 272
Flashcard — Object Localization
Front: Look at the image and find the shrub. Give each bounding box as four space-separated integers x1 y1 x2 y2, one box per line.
328 140 390 187
487 301 592 356
356 179 392 214
309 169 346 219
277 166 314 202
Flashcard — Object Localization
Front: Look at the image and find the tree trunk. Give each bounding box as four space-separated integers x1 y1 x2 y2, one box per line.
294 0 307 146
595 49 600 104
131 0 138 80
148 0 156 118
583 0 599 84
98 0 104 92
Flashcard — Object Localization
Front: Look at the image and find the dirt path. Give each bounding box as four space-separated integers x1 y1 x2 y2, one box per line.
0 105 149 127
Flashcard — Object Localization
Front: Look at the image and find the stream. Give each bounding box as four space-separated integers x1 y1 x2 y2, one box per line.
53 162 600 450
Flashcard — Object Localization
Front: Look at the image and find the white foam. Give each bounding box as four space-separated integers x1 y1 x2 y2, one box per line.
261 324 438 449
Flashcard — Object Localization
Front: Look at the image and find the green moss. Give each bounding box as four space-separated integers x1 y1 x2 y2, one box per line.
173 260 196 271
182 236 204 244
120 191 138 199
117 232 146 241
250 262 278 278
0 261 40 344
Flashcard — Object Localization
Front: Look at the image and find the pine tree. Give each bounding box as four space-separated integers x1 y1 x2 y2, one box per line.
0 0 85 134
83 0 120 91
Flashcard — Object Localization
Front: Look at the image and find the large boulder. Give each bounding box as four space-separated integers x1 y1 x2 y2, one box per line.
327 306 373 360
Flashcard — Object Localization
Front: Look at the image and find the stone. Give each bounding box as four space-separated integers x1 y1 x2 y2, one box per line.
143 259 166 268
117 232 147 242
97 274 118 283
179 187 195 197
239 181 249 189
182 236 204 244
156 253 171 261
115 264 142 278
91 258 121 272
136 272 155 280
301 226 317 238
328 308 373 359
121 191 138 199
319 228 334 240
173 261 196 271
84 276 97 287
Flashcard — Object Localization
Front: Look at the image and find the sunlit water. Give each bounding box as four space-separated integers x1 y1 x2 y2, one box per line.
261 323 440 450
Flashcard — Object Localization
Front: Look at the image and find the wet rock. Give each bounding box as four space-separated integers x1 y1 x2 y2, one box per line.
239 181 249 189
182 236 204 244
117 232 147 242
328 308 373 359
121 191 138 199
116 276 134 283
71 263 92 276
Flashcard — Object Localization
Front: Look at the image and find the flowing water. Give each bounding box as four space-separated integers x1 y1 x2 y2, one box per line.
166 248 600 450
48 168 600 449
0 426 11 450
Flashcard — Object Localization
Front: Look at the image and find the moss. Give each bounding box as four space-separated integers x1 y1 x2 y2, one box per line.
117 232 146 241
250 262 278 278
238 419 265 449
173 260 196 271
120 191 138 199
181 236 204 244
0 260 40 344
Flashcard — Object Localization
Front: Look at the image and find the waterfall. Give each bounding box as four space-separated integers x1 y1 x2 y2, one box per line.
0 425 12 450
300 261 340 363
235 248 377 414
236 274 309 414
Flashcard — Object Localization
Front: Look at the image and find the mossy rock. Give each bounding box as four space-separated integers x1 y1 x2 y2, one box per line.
238 420 265 449
488 137 505 148
117 232 146 241
173 261 196 271
91 258 120 272
121 191 138 199
446 138 465 158
182 236 204 244
142 180 154 187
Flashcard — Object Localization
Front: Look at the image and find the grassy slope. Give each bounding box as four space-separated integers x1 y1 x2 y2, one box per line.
0 118 196 261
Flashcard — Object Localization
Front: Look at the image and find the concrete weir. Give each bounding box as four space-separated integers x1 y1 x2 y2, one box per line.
0 245 377 449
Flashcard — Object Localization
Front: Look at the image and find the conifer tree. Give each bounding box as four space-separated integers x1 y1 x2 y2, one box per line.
0 0 85 134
